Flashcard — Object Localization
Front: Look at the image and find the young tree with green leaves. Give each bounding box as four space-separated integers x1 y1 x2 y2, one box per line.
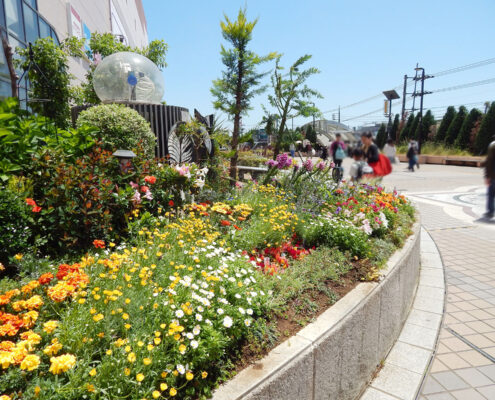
475 102 495 155
421 110 436 142
211 8 277 182
445 105 467 145
455 108 482 151
266 54 322 157
435 106 456 143
375 123 387 149
410 113 421 141
304 123 317 145
400 114 414 142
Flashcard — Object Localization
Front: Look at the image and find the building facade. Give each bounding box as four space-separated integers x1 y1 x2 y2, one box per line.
0 0 148 100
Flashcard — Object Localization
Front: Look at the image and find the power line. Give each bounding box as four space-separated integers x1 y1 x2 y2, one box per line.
432 77 495 93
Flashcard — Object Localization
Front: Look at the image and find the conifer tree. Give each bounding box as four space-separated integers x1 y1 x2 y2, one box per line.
375 123 387 149
390 114 400 142
445 106 467 145
455 108 482 151
435 106 456 143
400 114 414 142
474 102 495 155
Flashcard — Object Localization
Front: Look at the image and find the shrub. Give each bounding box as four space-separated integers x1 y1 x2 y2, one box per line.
77 104 156 158
0 188 34 273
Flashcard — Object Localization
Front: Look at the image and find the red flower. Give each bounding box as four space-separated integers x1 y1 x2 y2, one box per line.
233 225 242 231
38 272 54 285
220 220 231 226
144 175 156 184
25 198 36 206
32 206 42 213
140 185 149 193
168 200 174 207
93 239 105 249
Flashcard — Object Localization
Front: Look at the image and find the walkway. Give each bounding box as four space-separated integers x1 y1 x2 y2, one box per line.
356 162 495 400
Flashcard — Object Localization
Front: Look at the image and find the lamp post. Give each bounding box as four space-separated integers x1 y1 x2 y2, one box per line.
382 90 400 143
113 149 136 173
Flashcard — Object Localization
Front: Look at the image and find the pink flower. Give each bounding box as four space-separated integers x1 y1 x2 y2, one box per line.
132 190 141 204
130 181 139 189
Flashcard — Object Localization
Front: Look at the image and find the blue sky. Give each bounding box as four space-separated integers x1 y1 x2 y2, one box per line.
143 0 495 131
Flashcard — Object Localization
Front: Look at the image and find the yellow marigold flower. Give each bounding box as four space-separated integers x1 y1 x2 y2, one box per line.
160 382 168 390
43 320 58 334
34 386 41 396
93 313 104 322
143 357 152 365
43 338 63 356
169 388 177 397
127 352 136 363
25 295 43 310
22 310 39 328
201 371 208 379
161 371 168 378
49 354 76 374
186 371 194 381
20 354 40 371
89 368 97 376
136 373 144 382
14 253 23 260
86 384 95 392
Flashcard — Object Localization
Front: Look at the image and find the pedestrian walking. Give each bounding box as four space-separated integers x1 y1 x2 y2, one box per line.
383 139 397 164
330 133 347 168
349 148 374 182
406 139 419 171
483 134 495 219
289 142 295 158
360 132 379 164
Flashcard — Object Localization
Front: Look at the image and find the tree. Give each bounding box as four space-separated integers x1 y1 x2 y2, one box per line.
305 124 317 145
455 108 482 151
400 114 414 142
445 106 467 145
16 37 85 128
390 114 400 142
474 101 495 155
375 123 387 149
410 113 421 141
435 106 456 143
211 8 276 182
421 110 436 142
266 54 322 157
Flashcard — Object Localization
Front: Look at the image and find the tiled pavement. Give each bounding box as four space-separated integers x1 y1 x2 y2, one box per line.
416 202 495 400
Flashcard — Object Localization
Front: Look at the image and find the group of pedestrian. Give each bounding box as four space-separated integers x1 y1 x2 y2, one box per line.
406 139 420 171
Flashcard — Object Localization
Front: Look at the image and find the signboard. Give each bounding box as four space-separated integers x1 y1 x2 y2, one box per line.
69 5 82 38
83 23 91 53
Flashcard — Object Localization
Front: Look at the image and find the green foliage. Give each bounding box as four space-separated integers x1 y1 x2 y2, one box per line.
237 151 268 167
390 114 400 142
410 113 420 141
400 113 414 142
0 98 95 181
305 123 317 145
455 108 482 150
420 110 436 143
76 104 156 158
445 105 467 145
474 102 495 155
375 123 387 149
266 54 322 156
435 106 456 143
397 141 473 156
211 8 277 181
15 37 84 128
0 188 34 272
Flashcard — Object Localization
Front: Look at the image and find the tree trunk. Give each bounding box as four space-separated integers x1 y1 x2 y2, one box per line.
273 104 289 159
2 35 18 97
230 55 244 184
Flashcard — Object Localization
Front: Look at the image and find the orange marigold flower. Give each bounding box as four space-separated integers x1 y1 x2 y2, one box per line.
220 220 231 226
25 198 36 206
233 225 242 231
38 272 54 285
92 240 105 249
21 280 40 295
47 282 76 303
144 175 156 184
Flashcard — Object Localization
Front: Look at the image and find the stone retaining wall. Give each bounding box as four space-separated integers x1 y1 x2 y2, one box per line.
213 222 421 400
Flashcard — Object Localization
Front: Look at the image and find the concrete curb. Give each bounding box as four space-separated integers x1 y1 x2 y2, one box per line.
213 222 421 400
360 227 445 400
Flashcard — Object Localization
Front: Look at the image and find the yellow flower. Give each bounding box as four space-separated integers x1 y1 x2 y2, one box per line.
34 386 41 396
124 367 131 376
160 382 168 390
136 373 145 382
93 313 104 322
106 349 112 355
201 371 208 379
152 390 161 399
0 395 12 400
143 357 152 365
161 371 168 378
186 371 194 381
49 354 76 374
14 253 23 260
20 354 40 371
89 368 97 376
86 384 95 392
169 388 177 397
127 352 136 363
43 320 58 334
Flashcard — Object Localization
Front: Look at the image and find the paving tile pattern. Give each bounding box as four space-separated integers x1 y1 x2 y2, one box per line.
417 202 495 400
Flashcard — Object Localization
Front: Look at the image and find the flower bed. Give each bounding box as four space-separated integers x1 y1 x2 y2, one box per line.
0 156 414 400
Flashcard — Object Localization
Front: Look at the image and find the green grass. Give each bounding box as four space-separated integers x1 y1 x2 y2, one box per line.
397 142 475 156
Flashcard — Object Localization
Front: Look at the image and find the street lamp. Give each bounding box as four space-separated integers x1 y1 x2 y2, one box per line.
113 149 136 173
383 90 400 143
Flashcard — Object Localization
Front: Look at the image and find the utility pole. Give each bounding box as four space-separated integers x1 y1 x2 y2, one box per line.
401 75 407 121
338 105 340 123
412 66 433 153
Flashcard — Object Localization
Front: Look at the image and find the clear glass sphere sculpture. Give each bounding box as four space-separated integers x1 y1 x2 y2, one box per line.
92 52 164 104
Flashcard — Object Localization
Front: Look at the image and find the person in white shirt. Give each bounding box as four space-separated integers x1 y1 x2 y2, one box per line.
383 139 397 164
349 148 374 182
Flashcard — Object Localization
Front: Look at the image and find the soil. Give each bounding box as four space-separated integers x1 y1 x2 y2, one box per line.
234 260 371 373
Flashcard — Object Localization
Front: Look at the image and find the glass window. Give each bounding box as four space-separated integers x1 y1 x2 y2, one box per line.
23 2 39 44
50 29 59 45
38 18 50 38
23 0 37 9
0 78 12 99
8 34 25 79
0 0 6 27
0 40 10 76
4 0 25 40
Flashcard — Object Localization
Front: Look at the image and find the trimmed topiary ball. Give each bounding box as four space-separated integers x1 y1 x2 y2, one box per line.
76 104 156 158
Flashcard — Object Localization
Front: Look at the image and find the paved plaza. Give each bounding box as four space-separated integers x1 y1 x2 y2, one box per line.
354 160 495 400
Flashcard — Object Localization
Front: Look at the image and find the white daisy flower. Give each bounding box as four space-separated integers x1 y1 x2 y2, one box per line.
223 316 233 328
246 308 253 315
175 310 184 318
176 364 185 374
190 340 199 349
244 319 251 327
217 308 224 315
